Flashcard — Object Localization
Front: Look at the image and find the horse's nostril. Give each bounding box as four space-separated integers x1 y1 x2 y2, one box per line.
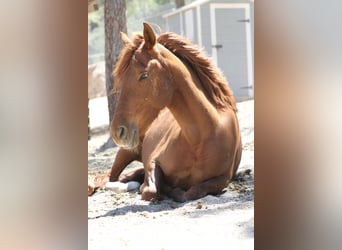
117 126 127 140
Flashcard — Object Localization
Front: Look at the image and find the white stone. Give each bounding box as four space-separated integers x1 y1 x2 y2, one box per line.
105 181 140 193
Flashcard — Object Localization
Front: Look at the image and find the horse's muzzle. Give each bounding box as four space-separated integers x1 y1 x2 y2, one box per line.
111 123 139 149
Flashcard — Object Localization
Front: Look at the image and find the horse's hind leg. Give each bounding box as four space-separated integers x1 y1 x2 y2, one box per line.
109 148 141 181
140 162 164 201
169 174 229 202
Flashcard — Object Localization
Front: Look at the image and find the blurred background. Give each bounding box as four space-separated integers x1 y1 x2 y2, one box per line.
88 0 175 64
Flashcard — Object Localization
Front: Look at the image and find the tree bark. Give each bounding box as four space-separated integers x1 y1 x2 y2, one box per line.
104 0 127 124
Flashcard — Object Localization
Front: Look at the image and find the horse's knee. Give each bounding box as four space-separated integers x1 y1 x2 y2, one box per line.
109 174 119 182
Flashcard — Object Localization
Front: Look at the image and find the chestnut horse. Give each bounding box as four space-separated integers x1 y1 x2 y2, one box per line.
99 23 242 202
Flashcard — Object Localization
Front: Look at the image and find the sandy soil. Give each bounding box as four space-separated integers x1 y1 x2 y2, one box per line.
88 98 254 250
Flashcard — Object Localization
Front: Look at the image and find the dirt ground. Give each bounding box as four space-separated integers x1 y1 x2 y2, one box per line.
88 98 254 250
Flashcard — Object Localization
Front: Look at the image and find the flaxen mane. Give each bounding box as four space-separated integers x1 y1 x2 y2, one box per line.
114 32 237 111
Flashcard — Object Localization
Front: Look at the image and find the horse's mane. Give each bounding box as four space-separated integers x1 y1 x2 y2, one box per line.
158 33 237 111
114 32 237 111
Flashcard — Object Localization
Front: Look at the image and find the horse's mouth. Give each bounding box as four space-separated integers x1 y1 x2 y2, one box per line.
128 129 138 149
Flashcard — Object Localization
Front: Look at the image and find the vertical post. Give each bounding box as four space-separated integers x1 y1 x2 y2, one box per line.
104 0 127 124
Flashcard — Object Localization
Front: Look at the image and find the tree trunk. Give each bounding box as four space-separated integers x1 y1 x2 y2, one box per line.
104 0 127 124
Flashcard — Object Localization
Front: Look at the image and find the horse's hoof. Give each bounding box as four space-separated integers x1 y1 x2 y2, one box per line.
94 173 110 188
88 184 95 196
141 186 158 201
141 192 158 201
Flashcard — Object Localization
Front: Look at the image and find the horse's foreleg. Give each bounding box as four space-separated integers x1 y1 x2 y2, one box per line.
92 148 139 191
140 162 163 201
169 174 229 202
118 165 145 183
109 148 140 181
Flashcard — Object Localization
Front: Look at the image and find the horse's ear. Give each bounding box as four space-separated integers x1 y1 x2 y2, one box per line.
120 32 132 47
143 22 156 50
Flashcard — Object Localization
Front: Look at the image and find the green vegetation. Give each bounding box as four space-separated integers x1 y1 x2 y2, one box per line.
88 5 105 62
88 0 174 64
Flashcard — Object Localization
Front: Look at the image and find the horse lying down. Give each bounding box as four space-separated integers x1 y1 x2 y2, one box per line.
89 23 242 202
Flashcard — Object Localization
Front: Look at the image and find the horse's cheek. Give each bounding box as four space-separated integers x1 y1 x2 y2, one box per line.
154 84 172 108
151 81 160 98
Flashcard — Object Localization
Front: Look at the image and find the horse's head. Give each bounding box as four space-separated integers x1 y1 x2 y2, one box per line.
111 23 175 149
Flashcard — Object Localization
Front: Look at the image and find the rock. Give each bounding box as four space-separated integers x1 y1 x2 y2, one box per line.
105 181 140 193
126 181 141 191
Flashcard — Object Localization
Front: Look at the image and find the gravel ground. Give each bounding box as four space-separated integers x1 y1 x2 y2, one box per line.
88 99 254 250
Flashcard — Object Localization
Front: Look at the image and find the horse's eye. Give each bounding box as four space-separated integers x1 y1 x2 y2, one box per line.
139 72 148 81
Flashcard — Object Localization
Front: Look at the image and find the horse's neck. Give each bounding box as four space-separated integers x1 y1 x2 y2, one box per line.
167 68 219 146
